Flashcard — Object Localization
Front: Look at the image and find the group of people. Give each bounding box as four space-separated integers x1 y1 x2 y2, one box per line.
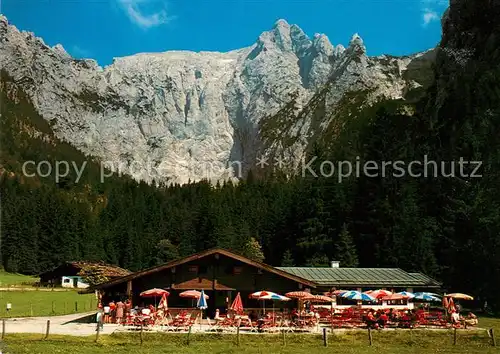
97 299 159 328
451 310 478 327
364 308 406 328
362 308 478 329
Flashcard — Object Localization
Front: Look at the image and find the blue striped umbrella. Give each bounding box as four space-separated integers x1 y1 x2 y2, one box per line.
397 291 415 298
413 292 441 302
197 289 208 309
341 291 375 302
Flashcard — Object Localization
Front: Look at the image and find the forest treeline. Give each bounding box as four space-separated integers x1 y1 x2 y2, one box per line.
1 0 499 309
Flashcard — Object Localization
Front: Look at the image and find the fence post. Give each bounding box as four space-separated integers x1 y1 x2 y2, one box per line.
236 323 240 346
51 301 55 315
95 324 100 343
45 320 50 339
490 328 496 347
140 323 144 345
453 327 457 345
187 325 192 345
282 328 286 346
75 301 78 313
368 327 373 346
322 327 327 347
2 319 5 340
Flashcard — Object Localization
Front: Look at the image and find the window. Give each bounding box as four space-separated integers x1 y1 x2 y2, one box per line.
188 265 198 273
233 266 242 275
64 279 70 283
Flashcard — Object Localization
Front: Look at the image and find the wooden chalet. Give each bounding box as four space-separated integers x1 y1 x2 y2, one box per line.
88 248 441 315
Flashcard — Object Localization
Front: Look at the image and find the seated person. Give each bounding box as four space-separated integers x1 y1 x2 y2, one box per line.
141 307 151 316
314 311 321 323
291 308 299 321
248 310 257 322
377 312 389 328
464 313 478 326
450 310 460 325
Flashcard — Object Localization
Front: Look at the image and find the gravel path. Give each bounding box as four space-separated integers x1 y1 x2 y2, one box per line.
1 312 117 336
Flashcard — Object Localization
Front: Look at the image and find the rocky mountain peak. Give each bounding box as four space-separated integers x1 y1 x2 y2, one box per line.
312 33 334 57
0 16 433 184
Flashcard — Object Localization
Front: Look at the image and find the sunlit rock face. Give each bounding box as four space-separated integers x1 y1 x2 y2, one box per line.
0 16 432 183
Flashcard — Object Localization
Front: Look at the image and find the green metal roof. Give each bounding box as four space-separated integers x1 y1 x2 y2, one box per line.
276 267 441 288
408 272 441 287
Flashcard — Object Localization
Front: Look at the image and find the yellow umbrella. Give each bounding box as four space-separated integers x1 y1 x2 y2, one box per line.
446 293 474 300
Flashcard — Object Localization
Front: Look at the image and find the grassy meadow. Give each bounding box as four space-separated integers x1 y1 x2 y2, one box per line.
1 328 500 354
0 290 95 317
0 271 37 287
0 271 95 317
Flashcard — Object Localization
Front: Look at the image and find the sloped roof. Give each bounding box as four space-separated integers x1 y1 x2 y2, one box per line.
71 261 131 278
408 272 441 287
40 261 131 278
277 267 441 288
89 248 317 291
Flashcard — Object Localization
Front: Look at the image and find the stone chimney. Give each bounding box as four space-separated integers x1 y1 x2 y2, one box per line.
331 261 340 268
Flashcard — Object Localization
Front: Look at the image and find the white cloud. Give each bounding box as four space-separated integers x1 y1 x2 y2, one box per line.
420 0 448 27
119 0 173 29
71 45 91 58
422 8 439 27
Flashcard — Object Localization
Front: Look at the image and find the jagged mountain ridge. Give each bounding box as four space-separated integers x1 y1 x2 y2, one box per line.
0 15 434 183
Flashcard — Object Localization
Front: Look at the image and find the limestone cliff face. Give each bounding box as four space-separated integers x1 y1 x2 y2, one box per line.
0 16 433 183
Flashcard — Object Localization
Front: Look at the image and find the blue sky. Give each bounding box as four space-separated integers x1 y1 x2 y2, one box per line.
3 0 448 66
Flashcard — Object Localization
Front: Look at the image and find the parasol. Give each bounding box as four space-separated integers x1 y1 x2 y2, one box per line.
365 290 393 299
446 293 474 300
140 288 170 308
230 292 244 314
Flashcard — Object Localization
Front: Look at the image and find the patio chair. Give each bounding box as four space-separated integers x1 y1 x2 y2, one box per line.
219 316 237 333
206 317 221 332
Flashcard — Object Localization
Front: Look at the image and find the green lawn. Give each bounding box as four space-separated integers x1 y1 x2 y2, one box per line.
2 326 500 354
0 271 37 287
0 290 95 317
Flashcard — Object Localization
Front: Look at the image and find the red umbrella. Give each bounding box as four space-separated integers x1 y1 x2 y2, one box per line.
249 291 276 299
447 297 456 313
304 294 334 303
140 288 170 297
443 296 449 309
381 294 409 301
158 293 168 310
140 288 169 309
285 291 312 299
365 290 393 299
230 292 244 314
179 290 209 299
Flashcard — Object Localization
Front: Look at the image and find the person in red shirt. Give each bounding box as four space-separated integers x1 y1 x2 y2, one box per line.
365 310 377 329
377 312 389 328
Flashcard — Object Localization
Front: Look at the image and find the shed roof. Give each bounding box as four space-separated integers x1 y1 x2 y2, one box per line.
277 267 441 288
40 261 131 279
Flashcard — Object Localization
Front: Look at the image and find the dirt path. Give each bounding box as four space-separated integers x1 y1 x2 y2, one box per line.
1 312 116 336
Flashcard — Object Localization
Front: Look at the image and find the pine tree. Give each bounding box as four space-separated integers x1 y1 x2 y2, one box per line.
281 250 295 267
334 224 359 267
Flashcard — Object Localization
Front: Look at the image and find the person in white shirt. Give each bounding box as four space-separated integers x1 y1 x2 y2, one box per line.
451 310 460 324
142 308 151 316
103 305 110 323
